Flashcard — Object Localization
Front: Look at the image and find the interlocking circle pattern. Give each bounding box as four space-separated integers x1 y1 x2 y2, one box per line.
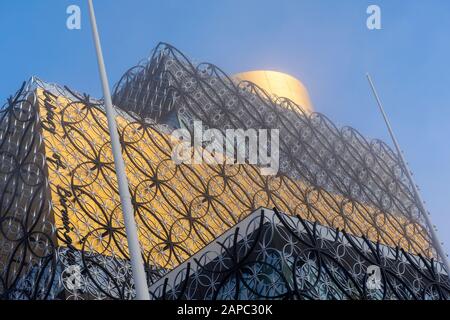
0 43 447 300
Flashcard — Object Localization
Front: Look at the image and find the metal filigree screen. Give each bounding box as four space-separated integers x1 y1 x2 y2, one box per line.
0 43 448 300
151 208 449 300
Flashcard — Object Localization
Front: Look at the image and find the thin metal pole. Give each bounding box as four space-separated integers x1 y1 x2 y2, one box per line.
366 73 450 274
87 0 150 300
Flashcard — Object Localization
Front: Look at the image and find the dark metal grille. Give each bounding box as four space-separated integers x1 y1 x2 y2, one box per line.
152 208 449 300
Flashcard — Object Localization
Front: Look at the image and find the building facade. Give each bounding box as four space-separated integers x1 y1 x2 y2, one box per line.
0 43 448 300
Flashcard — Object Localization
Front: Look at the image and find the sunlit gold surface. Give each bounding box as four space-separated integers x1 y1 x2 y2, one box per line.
234 70 313 114
36 89 431 270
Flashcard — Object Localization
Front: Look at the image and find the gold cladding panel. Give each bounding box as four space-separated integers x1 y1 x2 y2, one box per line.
36 89 432 271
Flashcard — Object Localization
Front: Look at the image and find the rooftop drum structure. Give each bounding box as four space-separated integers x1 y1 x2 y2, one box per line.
233 70 313 114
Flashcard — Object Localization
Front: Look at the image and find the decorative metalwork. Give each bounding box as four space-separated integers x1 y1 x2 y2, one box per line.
113 43 437 258
0 82 57 300
0 43 447 300
152 208 450 300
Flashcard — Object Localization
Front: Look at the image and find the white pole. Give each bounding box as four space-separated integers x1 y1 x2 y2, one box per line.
87 0 150 300
366 73 450 275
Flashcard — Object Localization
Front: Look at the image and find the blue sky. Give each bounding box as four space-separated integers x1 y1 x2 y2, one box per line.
1 0 449 254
